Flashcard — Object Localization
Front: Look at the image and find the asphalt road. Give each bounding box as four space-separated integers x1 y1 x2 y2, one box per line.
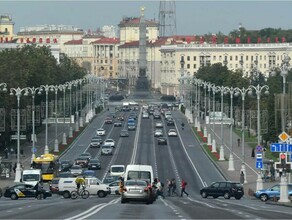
1 103 292 219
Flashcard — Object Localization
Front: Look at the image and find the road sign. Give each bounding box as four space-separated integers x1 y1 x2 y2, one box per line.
256 145 263 152
279 132 290 142
270 143 292 152
31 147 37 153
256 153 263 160
256 161 263 169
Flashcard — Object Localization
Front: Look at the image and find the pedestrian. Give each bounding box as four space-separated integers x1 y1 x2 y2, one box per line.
270 166 275 182
35 180 43 199
166 179 172 196
180 179 189 197
181 122 185 130
240 171 245 184
251 148 255 158
156 179 165 199
237 138 241 147
171 178 178 196
13 163 17 173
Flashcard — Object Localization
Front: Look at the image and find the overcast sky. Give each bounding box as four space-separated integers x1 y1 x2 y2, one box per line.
1 0 292 35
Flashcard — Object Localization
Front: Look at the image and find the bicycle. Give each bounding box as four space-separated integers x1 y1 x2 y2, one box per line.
71 186 90 199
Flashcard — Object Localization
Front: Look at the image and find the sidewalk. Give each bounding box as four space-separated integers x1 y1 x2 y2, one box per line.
194 115 279 197
0 116 86 188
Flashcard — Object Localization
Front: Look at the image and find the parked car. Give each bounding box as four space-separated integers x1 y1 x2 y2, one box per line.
104 139 115 147
200 181 244 200
254 184 292 201
121 179 152 204
120 129 129 137
157 137 167 145
96 128 106 136
88 159 101 170
154 129 163 137
90 137 103 148
4 184 52 200
167 129 177 137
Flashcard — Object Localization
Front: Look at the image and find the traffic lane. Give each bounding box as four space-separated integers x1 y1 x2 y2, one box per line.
59 110 108 161
166 197 246 219
167 135 205 197
0 196 115 219
135 117 155 165
72 198 193 219
197 197 292 219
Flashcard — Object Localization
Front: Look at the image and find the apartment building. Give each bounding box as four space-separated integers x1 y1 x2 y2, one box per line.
160 42 292 96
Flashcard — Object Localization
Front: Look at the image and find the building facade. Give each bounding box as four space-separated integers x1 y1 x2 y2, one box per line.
0 15 14 40
160 42 292 96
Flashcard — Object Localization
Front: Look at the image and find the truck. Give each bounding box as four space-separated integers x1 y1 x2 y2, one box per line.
58 177 111 198
21 169 42 186
127 118 136 130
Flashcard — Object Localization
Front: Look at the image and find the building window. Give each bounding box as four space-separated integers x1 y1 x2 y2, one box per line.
110 66 113 70
187 64 190 69
246 56 248 61
213 56 216 61
235 56 238 61
219 56 222 61
230 56 232 61
264 64 266 68
193 56 196 61
193 64 196 69
187 56 190 61
235 64 238 68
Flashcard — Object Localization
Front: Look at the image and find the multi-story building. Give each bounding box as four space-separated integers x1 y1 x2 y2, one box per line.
160 42 292 95
0 14 14 40
16 24 84 52
118 17 159 45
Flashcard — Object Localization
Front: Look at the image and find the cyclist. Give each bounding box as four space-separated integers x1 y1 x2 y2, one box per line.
75 176 86 195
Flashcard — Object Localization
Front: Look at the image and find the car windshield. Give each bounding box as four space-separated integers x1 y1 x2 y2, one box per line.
105 139 114 142
22 174 39 181
112 167 124 172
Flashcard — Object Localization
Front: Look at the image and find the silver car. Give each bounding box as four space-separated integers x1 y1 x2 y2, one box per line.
121 180 151 204
101 145 113 155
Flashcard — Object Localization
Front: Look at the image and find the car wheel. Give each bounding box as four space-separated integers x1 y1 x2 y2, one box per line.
201 191 208 198
260 194 268 202
97 191 106 198
37 193 44 200
11 193 18 200
63 191 71 199
223 192 230 199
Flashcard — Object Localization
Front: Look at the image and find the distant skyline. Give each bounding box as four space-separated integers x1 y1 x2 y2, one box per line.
1 1 292 35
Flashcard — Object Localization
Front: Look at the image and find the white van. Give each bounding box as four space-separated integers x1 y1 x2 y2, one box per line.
124 165 154 184
110 165 125 177
22 169 42 186
58 177 110 198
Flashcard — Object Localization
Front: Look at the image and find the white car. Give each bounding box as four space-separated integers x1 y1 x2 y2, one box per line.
154 129 163 137
155 122 163 128
104 139 115 147
96 128 106 136
142 112 149 119
168 129 177 137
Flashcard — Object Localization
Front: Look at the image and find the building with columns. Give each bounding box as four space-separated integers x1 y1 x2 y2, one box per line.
160 42 292 96
0 14 14 40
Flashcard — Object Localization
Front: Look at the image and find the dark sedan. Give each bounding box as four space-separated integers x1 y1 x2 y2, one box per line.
157 137 167 145
4 184 52 200
88 159 101 170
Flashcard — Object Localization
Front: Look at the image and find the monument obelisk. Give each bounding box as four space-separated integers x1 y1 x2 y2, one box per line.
134 6 151 98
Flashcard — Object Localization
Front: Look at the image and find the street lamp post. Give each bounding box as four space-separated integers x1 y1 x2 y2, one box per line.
65 81 74 138
224 87 237 171
59 84 68 145
234 87 251 184
10 87 29 182
25 87 41 164
51 85 61 153
39 85 55 154
211 85 218 152
180 55 185 103
249 84 269 190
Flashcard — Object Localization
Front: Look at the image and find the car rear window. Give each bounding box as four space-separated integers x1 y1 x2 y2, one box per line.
233 183 242 188
126 181 147 186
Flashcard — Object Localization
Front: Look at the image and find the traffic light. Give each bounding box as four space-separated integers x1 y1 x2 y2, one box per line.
280 153 287 166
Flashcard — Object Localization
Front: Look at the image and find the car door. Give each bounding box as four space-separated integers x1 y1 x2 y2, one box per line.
208 182 220 196
269 185 280 198
25 184 36 197
218 182 227 196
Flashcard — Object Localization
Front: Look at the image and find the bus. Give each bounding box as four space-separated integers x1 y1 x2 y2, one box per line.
32 154 59 181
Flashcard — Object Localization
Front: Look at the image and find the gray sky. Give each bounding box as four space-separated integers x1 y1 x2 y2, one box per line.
1 0 292 35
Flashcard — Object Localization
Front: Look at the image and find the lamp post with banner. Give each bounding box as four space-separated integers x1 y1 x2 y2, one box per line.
25 87 41 164
51 85 62 153
39 85 55 154
10 87 29 182
65 81 74 138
